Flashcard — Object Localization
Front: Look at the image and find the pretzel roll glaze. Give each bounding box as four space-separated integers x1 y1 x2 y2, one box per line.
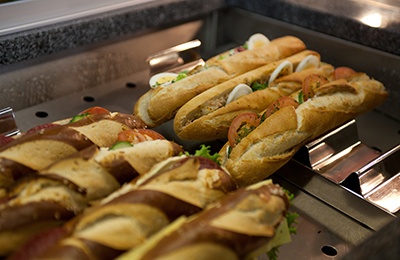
0 135 182 256
134 35 306 127
118 180 290 260
0 107 146 190
174 50 337 141
219 71 388 186
10 155 237 260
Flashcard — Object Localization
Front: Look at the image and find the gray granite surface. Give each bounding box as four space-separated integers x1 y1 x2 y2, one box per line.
1 0 400 68
0 0 225 68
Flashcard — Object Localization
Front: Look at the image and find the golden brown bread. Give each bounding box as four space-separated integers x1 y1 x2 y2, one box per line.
9 156 237 260
219 72 388 186
118 180 290 260
174 50 337 141
133 36 306 127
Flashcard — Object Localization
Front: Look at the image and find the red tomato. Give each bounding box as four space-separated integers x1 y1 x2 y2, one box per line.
302 74 329 101
26 123 58 134
80 106 110 115
264 96 300 119
228 112 261 148
0 134 14 147
117 129 165 144
334 67 356 80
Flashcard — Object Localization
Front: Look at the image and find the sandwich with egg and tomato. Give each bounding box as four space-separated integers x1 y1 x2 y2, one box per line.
173 50 337 141
133 34 307 127
218 67 388 186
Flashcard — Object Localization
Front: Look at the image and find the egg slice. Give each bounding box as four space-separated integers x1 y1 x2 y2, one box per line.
149 72 178 88
268 60 294 84
226 83 253 104
295 55 320 72
247 33 270 50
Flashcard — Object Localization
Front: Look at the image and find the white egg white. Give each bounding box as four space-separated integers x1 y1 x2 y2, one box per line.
268 60 294 84
295 55 320 72
226 83 253 104
247 33 270 50
149 72 178 88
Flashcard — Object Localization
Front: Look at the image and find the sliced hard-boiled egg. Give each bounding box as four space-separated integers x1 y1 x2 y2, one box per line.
226 83 253 104
268 60 294 84
295 55 320 72
149 72 178 88
247 33 270 50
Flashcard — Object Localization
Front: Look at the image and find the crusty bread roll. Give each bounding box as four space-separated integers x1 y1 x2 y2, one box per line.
174 50 337 141
118 180 290 260
9 155 237 260
134 36 306 127
0 108 146 190
219 72 388 186
0 138 182 256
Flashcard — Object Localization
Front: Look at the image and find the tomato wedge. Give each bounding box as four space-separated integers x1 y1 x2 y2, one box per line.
80 106 110 115
302 74 329 101
263 96 300 119
228 112 261 148
0 134 14 147
70 106 111 123
117 129 165 144
26 123 59 134
334 67 356 80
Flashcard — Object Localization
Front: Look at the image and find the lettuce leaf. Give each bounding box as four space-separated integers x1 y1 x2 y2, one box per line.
183 144 221 165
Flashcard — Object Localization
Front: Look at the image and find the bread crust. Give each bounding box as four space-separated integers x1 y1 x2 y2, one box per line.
0 139 183 256
174 51 337 141
220 73 388 186
123 181 289 260
134 36 306 127
11 156 237 259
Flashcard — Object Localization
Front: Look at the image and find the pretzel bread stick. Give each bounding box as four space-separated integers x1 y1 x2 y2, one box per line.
10 155 237 260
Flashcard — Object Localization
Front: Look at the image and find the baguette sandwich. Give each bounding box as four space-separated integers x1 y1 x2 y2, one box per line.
9 152 237 260
219 68 388 186
117 179 292 260
0 129 182 256
134 35 306 127
174 50 336 141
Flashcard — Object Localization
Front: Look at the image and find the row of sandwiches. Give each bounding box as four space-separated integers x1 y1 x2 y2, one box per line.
0 33 388 259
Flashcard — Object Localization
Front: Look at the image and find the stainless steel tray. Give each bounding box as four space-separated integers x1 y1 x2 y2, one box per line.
4 8 400 259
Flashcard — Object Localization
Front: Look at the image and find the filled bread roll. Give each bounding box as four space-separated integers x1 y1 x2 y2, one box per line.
9 155 237 260
219 70 388 186
134 35 306 127
0 107 146 190
174 50 337 140
118 180 290 260
0 130 182 256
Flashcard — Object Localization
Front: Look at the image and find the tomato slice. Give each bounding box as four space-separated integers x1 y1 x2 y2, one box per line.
0 134 14 147
263 96 300 119
80 106 110 116
26 123 59 134
70 106 111 123
117 129 165 144
228 112 261 148
302 74 329 101
334 67 356 80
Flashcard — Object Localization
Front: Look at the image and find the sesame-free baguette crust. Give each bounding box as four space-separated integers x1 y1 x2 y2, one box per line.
134 36 306 127
220 73 388 186
174 51 337 141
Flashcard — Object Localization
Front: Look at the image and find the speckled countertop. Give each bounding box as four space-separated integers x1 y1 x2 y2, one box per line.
1 0 399 68
0 0 399 258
